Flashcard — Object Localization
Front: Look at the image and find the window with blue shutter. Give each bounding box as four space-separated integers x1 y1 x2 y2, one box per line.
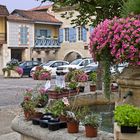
20 26 28 44
77 27 82 41
82 26 87 42
90 26 94 34
59 29 63 43
69 27 76 42
64 28 69 41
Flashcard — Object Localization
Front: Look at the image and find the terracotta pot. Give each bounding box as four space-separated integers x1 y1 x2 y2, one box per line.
24 111 33 120
90 84 96 92
32 112 43 119
59 115 67 122
85 125 97 137
67 121 79 133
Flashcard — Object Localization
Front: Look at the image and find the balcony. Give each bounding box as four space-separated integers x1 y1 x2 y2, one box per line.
35 36 60 48
0 33 7 44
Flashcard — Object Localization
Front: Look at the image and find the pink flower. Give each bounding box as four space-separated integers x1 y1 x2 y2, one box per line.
62 97 69 106
90 16 140 65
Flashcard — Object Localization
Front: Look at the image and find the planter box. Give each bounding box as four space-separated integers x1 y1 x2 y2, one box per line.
121 126 137 133
48 89 78 99
4 70 21 78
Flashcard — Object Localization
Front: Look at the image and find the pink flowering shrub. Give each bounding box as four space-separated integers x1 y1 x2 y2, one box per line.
15 66 23 75
32 66 51 80
77 72 88 82
90 16 140 65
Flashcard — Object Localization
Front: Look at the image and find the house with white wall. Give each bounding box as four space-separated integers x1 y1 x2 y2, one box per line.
7 8 62 63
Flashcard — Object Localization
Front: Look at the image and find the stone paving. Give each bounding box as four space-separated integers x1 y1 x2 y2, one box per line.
0 76 46 139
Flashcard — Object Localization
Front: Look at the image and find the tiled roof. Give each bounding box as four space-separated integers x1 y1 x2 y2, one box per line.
11 9 62 24
0 5 9 16
29 5 52 11
7 15 32 22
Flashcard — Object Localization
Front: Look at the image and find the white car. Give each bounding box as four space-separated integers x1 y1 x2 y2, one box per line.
110 63 128 74
30 60 69 76
56 58 94 74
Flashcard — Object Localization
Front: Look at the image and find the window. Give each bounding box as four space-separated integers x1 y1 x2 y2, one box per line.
77 27 82 41
40 30 48 37
20 26 28 44
64 28 69 41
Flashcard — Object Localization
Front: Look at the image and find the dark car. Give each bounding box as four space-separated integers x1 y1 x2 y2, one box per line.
19 61 41 77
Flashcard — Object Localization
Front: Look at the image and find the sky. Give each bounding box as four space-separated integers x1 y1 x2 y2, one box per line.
0 0 51 13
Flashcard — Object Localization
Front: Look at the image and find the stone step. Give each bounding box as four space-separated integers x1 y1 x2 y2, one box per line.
0 132 20 140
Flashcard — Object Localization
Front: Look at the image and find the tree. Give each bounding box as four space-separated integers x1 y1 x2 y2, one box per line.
121 0 140 17
38 0 124 26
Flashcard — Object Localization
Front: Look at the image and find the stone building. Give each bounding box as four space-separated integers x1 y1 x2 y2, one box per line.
0 4 9 74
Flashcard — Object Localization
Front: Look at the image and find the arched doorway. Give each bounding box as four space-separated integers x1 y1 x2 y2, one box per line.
64 51 82 62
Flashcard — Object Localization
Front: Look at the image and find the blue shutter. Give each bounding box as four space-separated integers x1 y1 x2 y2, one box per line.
69 27 76 42
24 27 28 44
47 29 52 38
20 26 28 44
82 26 87 42
90 26 94 34
69 28 73 42
73 27 76 42
59 29 63 43
20 27 23 44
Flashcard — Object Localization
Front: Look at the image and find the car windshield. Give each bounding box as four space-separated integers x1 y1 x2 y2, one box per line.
70 59 82 65
19 62 26 66
43 61 55 66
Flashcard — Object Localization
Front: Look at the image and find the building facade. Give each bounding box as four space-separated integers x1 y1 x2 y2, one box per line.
0 4 9 74
7 9 62 63
0 4 94 74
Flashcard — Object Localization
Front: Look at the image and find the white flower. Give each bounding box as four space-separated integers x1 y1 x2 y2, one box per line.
62 97 69 106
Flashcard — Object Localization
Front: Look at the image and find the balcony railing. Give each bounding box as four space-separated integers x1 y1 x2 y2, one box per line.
0 33 7 43
35 36 60 48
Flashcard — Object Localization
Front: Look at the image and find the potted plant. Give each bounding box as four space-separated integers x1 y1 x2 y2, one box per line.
66 106 89 133
82 113 100 137
35 88 48 108
2 59 23 78
76 70 88 93
89 72 97 92
32 66 51 80
114 104 140 133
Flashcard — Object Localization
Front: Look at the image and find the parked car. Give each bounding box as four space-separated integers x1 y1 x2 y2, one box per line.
80 65 97 75
56 58 94 75
30 60 69 77
110 62 128 74
19 61 41 77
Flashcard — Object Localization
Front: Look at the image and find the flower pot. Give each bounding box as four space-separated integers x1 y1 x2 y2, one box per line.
85 125 97 137
24 111 34 121
90 84 96 92
59 115 67 122
67 121 79 133
32 112 43 119
121 126 137 133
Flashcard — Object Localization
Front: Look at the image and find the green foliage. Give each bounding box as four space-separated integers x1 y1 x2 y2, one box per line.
45 100 66 117
67 106 90 122
114 104 140 127
89 72 97 84
54 86 63 93
121 0 140 17
82 113 101 128
39 0 123 26
68 81 78 89
21 100 36 112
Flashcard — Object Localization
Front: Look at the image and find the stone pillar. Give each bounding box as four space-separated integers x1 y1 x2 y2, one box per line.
117 66 140 107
